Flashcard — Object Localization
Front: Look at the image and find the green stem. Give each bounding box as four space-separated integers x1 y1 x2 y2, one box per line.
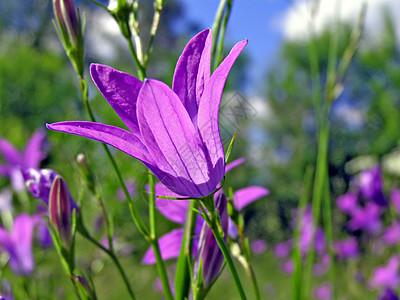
292 166 314 300
213 0 233 69
247 263 260 300
126 37 146 80
198 198 247 300
211 0 228 69
175 200 197 300
143 0 164 68
303 118 330 299
78 229 136 300
322 169 335 298
148 174 174 300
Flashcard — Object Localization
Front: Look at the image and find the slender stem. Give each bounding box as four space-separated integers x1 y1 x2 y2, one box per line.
247 264 260 300
175 200 197 300
211 0 228 69
209 216 247 300
78 229 136 300
148 174 174 300
197 198 247 300
214 0 233 69
292 166 314 300
322 169 335 298
143 0 164 68
126 38 146 80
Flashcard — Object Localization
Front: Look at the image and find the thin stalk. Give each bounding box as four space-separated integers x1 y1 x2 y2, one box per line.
143 0 164 68
292 165 314 300
246 260 261 300
211 0 228 69
126 38 146 80
213 0 233 69
303 116 330 299
78 229 136 300
175 200 197 300
322 169 335 298
197 198 247 300
148 174 174 300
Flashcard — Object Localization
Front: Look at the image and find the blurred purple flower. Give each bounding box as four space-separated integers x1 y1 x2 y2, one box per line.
336 192 358 214
274 240 292 259
36 205 53 248
194 193 229 288
251 239 268 255
313 282 332 300
0 279 13 300
313 253 330 277
47 29 247 198
383 222 400 246
391 189 400 215
0 214 40 276
298 206 315 255
281 260 294 275
0 130 47 191
347 202 382 234
358 166 387 206
378 288 399 300
333 237 359 260
369 255 400 289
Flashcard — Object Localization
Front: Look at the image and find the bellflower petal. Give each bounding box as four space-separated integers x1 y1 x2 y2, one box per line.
142 229 184 264
137 79 213 197
46 121 152 165
197 40 248 188
22 129 47 169
0 214 40 276
0 140 21 168
233 186 269 211
90 64 143 135
369 255 400 289
172 29 212 123
225 157 245 173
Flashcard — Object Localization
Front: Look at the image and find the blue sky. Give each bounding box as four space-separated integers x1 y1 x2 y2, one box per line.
179 0 291 94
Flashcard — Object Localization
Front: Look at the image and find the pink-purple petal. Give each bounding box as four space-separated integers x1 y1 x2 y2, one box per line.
172 29 212 124
137 79 213 197
233 186 269 211
90 64 143 135
23 129 47 169
197 40 248 188
0 139 21 167
225 157 245 173
46 121 152 165
142 229 184 264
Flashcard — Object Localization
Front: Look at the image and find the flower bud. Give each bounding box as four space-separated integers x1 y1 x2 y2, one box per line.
72 275 95 299
49 176 72 248
53 0 79 47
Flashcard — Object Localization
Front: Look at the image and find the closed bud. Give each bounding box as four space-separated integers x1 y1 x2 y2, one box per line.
72 275 95 299
49 176 72 248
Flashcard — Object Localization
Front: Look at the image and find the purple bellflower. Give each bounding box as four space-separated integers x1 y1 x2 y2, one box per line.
358 166 387 206
347 202 382 234
47 29 247 198
383 222 400 246
333 237 359 260
313 282 332 300
369 255 400 290
251 239 268 255
0 214 40 276
0 129 47 191
378 288 399 300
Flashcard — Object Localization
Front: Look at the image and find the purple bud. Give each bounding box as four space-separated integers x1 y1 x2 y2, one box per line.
0 279 13 300
72 275 94 298
333 237 359 260
378 288 399 300
251 239 267 255
195 193 228 288
313 282 332 300
49 176 72 247
53 0 79 47
358 166 387 206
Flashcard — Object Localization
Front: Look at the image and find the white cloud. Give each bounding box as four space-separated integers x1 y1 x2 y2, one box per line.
280 0 400 42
